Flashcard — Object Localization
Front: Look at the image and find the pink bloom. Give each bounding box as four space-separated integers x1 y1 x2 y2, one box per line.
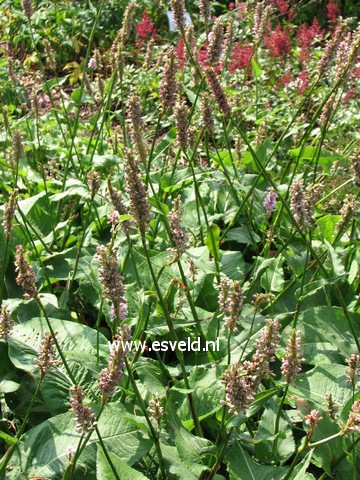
296 66 309 95
327 1 340 25
176 37 186 69
297 18 324 63
270 0 289 15
236 2 247 19
264 187 278 216
279 70 293 86
343 85 356 103
228 2 235 11
88 57 96 70
265 23 291 58
229 41 253 72
353 67 360 79
135 10 157 47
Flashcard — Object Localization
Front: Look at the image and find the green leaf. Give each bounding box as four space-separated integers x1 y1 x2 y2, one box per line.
289 363 353 409
255 398 295 464
260 257 284 293
166 394 216 476
224 227 260 245
10 404 152 479
295 306 360 364
205 224 220 261
221 251 246 280
289 449 315 480
0 431 18 447
96 448 147 480
226 440 287 480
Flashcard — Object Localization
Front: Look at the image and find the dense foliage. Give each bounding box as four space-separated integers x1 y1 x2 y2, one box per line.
0 0 359 479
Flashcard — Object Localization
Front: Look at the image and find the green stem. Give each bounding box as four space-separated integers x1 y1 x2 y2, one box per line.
0 239 9 305
141 236 203 437
125 359 166 479
0 380 42 476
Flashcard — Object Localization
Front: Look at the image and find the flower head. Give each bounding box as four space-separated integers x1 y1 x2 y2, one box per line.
264 187 278 216
304 409 323 428
205 67 231 116
169 196 188 257
126 93 148 165
290 179 313 232
174 99 189 150
124 149 151 237
219 278 244 334
160 49 179 111
170 0 186 31
69 385 96 434
244 318 281 389
2 189 18 240
324 393 338 419
0 305 14 341
88 57 96 70
96 243 127 322
87 170 100 200
343 400 360 433
12 130 24 164
200 93 214 132
199 0 211 27
107 180 132 235
99 324 131 399
221 363 255 415
346 354 360 389
207 18 224 65
149 395 164 430
335 194 359 234
35 332 59 380
21 0 33 19
281 329 304 385
14 245 38 300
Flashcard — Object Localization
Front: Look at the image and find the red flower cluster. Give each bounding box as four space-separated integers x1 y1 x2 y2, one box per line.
297 17 324 62
264 23 291 58
268 0 289 15
176 38 186 69
296 67 309 95
228 41 253 72
326 1 340 25
135 10 157 47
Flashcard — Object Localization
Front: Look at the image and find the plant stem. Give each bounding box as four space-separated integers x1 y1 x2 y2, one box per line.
125 358 166 479
0 380 42 476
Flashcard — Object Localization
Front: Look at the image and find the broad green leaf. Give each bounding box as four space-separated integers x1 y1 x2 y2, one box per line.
221 251 246 280
205 224 220 261
9 405 152 479
166 394 216 476
226 440 287 480
96 448 147 480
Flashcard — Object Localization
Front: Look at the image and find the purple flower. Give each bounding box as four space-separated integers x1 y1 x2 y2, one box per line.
281 329 304 385
0 305 14 340
346 354 360 389
221 363 254 415
149 395 164 430
107 209 120 233
96 243 127 323
345 400 360 433
219 277 244 334
169 196 187 257
98 324 131 399
69 385 96 434
35 332 59 380
124 149 151 237
88 57 96 70
264 187 278 216
14 245 38 300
